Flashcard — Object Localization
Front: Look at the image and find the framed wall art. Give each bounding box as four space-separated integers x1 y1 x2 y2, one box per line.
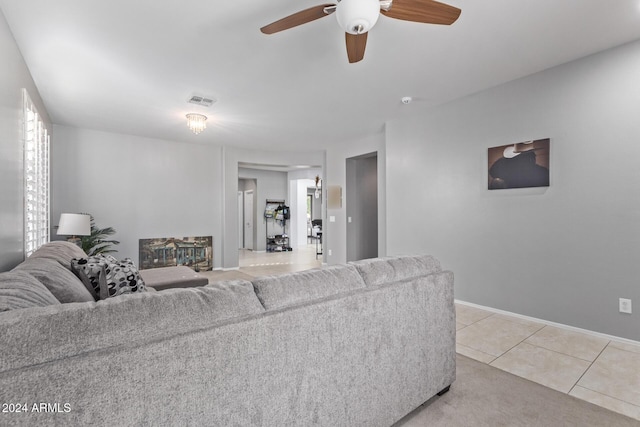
139 235 213 271
488 138 550 190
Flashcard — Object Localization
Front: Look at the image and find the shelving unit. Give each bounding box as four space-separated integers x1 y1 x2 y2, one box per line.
265 199 292 252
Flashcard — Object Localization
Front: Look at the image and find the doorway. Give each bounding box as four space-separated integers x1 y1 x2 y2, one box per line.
243 190 254 250
346 152 378 262
238 178 257 251
238 191 243 249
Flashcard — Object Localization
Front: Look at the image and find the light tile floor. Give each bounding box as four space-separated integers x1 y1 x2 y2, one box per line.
201 250 640 422
238 243 322 275
456 303 640 421
197 243 322 283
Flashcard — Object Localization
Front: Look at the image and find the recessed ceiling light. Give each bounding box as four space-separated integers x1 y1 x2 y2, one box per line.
401 96 412 104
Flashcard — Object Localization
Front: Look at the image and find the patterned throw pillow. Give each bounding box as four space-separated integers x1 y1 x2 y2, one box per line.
99 258 146 299
71 255 118 301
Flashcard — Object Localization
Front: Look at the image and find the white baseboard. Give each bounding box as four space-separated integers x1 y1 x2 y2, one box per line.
221 267 240 271
455 299 640 347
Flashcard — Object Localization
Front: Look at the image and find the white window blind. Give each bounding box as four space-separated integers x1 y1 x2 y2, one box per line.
23 89 50 256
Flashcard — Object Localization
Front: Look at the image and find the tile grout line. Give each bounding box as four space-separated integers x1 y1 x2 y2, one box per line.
455 299 640 348
568 340 612 396
456 310 546 366
523 335 609 364
574 382 640 411
455 346 497 364
454 309 493 328
455 304 640 419
487 319 604 396
488 318 547 367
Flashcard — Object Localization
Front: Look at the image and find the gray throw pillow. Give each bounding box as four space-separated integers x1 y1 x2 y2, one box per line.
0 270 61 312
13 257 94 303
99 258 146 299
71 254 118 300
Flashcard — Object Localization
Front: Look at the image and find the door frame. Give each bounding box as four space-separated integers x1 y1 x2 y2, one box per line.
243 190 254 250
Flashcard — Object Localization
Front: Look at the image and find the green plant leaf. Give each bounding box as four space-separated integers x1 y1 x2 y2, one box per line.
80 215 119 256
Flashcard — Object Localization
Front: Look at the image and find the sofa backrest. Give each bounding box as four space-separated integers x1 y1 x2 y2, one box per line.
0 280 265 372
349 255 442 287
251 264 366 310
0 270 61 312
0 260 456 427
27 241 88 270
13 257 94 303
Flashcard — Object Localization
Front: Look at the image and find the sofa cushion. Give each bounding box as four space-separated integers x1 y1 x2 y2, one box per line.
99 258 146 299
0 271 61 312
139 266 208 290
13 257 94 303
71 255 117 300
350 255 442 287
251 264 366 310
28 241 88 270
0 279 266 372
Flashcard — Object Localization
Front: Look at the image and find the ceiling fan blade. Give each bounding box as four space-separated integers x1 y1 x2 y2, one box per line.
261 4 336 34
345 32 368 63
381 0 461 25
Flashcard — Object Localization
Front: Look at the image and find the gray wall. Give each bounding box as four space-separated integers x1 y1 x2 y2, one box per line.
51 126 224 268
0 9 51 271
307 188 322 221
346 153 378 262
386 40 640 341
223 147 324 268
237 178 256 250
325 134 386 264
238 169 287 252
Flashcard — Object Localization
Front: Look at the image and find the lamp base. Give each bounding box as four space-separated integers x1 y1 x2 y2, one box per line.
66 236 83 247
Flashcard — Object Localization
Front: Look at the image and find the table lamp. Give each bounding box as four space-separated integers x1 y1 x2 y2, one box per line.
57 213 91 246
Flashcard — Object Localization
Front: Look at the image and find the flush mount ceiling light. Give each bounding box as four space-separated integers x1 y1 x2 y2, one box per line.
186 113 207 135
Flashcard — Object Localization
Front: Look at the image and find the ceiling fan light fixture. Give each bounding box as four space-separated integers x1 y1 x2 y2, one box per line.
336 0 380 34
186 113 207 135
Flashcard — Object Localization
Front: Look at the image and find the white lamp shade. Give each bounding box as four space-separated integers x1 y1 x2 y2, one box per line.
336 0 380 34
57 213 91 236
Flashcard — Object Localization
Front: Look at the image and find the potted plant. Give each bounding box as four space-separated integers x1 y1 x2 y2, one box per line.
80 215 120 256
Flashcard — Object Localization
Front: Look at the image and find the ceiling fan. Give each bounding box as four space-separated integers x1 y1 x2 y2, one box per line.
260 0 461 63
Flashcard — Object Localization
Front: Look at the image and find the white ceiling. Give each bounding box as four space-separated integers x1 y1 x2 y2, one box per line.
2 0 640 150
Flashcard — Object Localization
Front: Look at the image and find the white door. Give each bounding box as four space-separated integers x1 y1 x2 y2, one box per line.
238 191 244 249
244 190 254 250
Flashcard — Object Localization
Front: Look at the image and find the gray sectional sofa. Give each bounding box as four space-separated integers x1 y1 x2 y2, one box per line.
0 241 455 426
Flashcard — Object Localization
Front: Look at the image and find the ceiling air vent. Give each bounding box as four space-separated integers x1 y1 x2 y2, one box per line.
188 95 216 107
